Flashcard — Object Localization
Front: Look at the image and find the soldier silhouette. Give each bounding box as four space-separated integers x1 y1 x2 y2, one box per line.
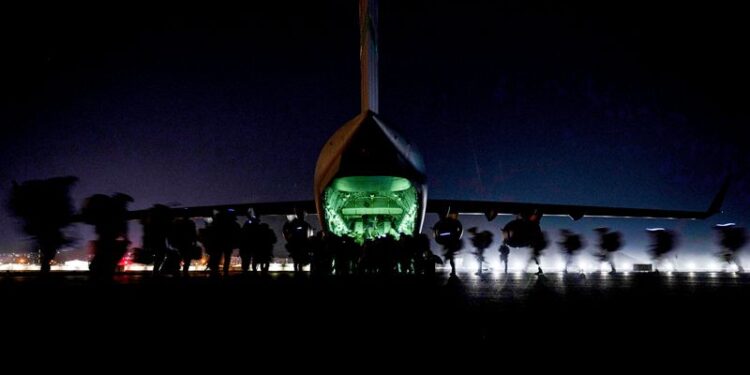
433 213 463 277
647 228 678 273
240 214 262 274
205 210 240 277
81 193 133 279
141 204 172 276
257 222 277 273
468 227 493 275
559 229 585 274
715 224 747 272
526 231 548 275
283 211 312 273
595 227 622 274
169 214 199 277
498 244 510 273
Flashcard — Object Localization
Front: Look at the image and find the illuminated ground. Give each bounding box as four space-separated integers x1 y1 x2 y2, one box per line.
2 270 750 357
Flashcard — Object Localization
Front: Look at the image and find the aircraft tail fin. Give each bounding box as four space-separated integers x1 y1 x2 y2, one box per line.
360 0 379 113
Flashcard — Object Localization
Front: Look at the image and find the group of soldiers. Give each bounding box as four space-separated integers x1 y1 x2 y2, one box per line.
460 224 748 275
137 205 748 277
141 207 444 277
139 207 277 277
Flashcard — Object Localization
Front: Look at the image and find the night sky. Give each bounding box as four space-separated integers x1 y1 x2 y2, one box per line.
2 1 748 265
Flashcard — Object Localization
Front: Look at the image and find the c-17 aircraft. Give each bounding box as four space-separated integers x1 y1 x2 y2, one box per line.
131 0 729 249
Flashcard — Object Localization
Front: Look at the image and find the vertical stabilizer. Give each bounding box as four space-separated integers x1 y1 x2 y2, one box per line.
360 0 379 113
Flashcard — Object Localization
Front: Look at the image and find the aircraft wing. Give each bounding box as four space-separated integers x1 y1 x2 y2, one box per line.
126 200 316 221
427 177 730 221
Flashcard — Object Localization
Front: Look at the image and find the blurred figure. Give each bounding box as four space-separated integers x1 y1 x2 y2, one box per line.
525 231 548 275
81 193 133 279
169 214 199 277
715 224 747 272
647 228 678 273
239 215 261 274
333 234 357 276
398 234 416 274
433 213 463 277
141 204 172 276
559 229 585 274
257 223 277 273
468 227 493 275
283 212 312 273
309 230 331 276
595 227 622 273
498 244 510 273
8 177 78 274
205 210 240 277
380 235 399 275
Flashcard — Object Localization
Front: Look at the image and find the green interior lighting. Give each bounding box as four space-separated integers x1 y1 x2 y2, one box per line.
323 176 418 243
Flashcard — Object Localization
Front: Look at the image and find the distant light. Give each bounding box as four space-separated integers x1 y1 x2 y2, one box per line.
646 228 665 232
578 262 589 273
553 262 565 272
686 263 696 271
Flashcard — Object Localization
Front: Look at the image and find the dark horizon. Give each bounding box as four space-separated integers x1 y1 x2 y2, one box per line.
2 1 748 260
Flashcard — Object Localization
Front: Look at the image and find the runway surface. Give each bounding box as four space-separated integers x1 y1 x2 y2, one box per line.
2 271 749 359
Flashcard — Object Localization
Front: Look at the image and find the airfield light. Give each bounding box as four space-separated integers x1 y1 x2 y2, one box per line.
578 262 589 273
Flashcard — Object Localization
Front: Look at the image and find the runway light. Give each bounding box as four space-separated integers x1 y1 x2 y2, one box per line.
578 262 589 273
686 263 696 272
554 262 565 272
